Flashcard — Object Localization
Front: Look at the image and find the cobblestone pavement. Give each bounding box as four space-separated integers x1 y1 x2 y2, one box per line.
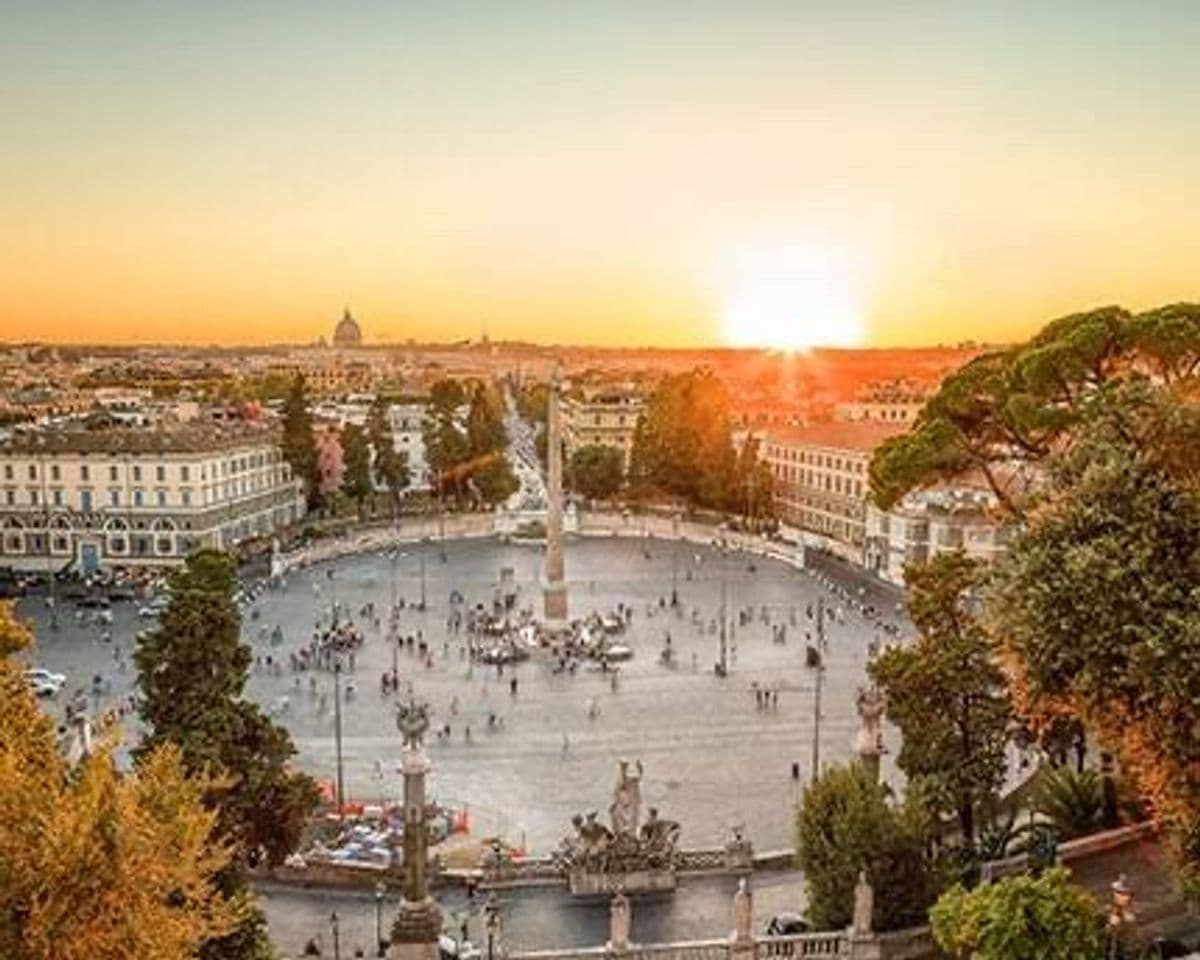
19 536 909 855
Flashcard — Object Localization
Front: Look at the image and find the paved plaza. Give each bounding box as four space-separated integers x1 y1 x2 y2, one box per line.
19 535 907 856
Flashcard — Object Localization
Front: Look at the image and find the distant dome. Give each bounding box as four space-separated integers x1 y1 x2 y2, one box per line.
333 308 362 347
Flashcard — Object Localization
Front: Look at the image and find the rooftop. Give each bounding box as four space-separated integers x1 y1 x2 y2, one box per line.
1 420 282 456
763 421 907 453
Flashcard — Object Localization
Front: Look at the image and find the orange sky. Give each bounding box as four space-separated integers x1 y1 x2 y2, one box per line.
2 3 1197 348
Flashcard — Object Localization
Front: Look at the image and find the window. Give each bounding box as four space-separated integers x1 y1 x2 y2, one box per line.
29 489 39 506
110 490 120 507
156 537 172 555
156 490 167 507
132 465 142 482
80 464 90 481
52 489 63 506
28 464 37 481
156 465 165 483
181 489 191 507
181 465 190 483
2 465 10 480
81 490 92 512
50 464 60 481
109 465 118 482
133 490 144 507
4 490 13 506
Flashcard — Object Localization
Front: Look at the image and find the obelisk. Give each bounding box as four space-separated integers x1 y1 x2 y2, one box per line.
543 374 568 626
389 699 442 960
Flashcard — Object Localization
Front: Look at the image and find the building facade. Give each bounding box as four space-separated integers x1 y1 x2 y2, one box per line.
0 424 304 574
762 422 905 560
388 402 430 490
864 487 1009 585
561 392 644 473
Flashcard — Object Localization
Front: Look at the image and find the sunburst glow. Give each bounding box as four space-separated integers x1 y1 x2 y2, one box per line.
722 245 864 350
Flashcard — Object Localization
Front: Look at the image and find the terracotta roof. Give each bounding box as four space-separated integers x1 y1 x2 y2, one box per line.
2 422 282 455
762 421 908 453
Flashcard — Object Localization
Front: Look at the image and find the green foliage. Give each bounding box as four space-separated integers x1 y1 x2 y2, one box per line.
930 867 1105 960
429 378 467 412
869 552 1011 845
988 386 1200 891
796 764 944 932
367 399 410 512
570 443 624 501
732 435 775 530
869 303 1200 513
281 374 320 510
1034 767 1104 842
340 423 373 513
135 550 319 871
628 369 739 510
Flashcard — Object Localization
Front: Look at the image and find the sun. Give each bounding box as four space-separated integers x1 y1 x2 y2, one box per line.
721 245 864 350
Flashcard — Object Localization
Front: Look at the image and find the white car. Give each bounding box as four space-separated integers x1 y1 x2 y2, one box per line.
26 667 67 688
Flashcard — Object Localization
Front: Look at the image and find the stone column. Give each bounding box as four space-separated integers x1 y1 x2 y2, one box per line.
729 878 755 960
543 375 568 625
390 700 442 960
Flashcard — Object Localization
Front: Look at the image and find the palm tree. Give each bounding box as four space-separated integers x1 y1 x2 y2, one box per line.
1035 766 1104 841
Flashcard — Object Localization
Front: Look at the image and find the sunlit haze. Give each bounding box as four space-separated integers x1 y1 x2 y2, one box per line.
2 2 1198 347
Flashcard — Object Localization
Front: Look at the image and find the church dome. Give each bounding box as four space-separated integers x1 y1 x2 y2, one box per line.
333 308 362 347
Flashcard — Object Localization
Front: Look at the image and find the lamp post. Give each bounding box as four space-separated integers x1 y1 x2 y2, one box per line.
484 893 500 960
330 911 342 960
333 660 345 820
375 881 387 957
670 507 679 608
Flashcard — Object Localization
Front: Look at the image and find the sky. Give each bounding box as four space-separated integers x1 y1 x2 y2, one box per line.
1 1 1198 348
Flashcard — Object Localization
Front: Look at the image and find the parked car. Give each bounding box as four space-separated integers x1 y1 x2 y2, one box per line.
26 667 67 688
765 913 809 936
27 677 62 698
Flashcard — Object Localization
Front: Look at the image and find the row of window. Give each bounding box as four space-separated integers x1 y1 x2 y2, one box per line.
768 447 867 474
2 472 294 510
774 467 864 498
1 451 281 486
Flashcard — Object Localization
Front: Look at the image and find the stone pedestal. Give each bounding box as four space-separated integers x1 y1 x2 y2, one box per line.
569 867 677 896
390 898 443 960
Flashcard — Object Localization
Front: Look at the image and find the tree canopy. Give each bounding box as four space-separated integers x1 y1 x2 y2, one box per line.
281 374 320 510
570 443 624 501
0 602 242 960
870 302 1200 894
796 763 943 932
930 867 1105 960
869 552 1012 847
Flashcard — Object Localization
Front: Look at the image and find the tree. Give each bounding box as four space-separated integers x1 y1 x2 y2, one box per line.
570 444 624 501
733 435 775 531
870 303 1200 894
340 423 373 516
281 374 321 510
135 551 320 958
796 764 944 932
1033 767 1105 842
988 384 1200 892
629 369 739 510
931 867 1105 960
0 602 243 960
471 453 519 506
429 378 467 413
367 399 410 515
869 553 1011 847
466 381 506 458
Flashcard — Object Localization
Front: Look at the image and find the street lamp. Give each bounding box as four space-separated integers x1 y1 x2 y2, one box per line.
333 661 345 821
374 881 387 957
484 893 500 960
330 910 342 960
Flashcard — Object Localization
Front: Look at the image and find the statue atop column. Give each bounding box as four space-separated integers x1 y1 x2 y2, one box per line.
855 683 887 782
389 697 442 960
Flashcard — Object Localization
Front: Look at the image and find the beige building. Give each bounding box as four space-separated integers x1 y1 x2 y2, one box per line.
836 380 929 426
0 422 304 574
864 487 1010 585
762 422 905 559
561 391 644 473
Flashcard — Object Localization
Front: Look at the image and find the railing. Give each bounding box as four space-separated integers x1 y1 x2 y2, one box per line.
627 939 732 960
755 933 846 958
874 926 937 960
674 848 728 872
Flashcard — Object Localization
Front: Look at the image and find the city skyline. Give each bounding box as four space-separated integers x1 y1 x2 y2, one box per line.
2 2 1198 348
